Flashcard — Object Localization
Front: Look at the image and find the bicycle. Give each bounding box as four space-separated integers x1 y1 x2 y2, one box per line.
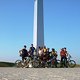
66 54 76 68
47 58 61 68
60 54 76 68
15 57 33 68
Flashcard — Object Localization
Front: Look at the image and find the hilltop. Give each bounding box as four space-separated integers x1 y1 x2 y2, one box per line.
0 62 15 67
0 61 80 67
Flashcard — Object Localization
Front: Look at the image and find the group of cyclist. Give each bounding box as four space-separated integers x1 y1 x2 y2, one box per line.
19 44 68 67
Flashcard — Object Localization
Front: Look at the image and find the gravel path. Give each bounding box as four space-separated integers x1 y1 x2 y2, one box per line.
0 68 80 80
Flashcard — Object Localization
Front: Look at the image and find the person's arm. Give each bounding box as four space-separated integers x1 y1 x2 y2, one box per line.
60 51 61 57
66 51 68 57
19 50 21 53
19 49 23 56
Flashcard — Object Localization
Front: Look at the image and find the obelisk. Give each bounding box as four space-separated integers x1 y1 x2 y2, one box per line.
33 0 44 49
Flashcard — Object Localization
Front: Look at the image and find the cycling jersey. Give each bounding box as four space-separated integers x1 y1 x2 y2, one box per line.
60 50 66 57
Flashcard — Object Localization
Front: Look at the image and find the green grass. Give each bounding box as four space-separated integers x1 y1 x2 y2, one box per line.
0 61 80 68
0 62 15 67
75 64 80 68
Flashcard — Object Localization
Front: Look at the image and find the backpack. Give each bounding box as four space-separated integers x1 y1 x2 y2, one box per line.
22 49 28 57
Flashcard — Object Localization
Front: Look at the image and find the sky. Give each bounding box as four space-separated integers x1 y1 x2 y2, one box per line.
0 0 80 63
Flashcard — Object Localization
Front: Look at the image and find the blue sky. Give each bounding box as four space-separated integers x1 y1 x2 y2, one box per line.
0 0 80 63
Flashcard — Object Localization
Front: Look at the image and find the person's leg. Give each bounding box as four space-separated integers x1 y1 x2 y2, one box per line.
65 57 68 67
22 57 24 61
60 57 64 67
54 58 57 68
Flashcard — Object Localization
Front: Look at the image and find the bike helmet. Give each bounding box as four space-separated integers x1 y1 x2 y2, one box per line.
24 45 26 48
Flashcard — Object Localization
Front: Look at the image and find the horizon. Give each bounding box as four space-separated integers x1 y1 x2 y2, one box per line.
0 0 80 64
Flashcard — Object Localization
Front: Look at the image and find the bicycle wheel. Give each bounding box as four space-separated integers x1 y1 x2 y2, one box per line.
51 59 57 68
57 60 61 68
15 60 22 68
68 60 76 68
32 60 39 68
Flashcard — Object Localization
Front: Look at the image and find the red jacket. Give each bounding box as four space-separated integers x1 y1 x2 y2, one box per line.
60 50 66 57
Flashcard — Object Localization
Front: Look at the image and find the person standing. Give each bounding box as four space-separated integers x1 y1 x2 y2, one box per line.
19 45 28 61
60 48 68 67
29 44 35 58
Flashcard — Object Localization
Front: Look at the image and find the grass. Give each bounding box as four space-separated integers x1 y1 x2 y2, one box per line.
75 64 80 68
0 61 80 67
0 62 15 67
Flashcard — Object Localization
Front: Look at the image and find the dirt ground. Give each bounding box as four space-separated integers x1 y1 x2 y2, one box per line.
0 68 80 80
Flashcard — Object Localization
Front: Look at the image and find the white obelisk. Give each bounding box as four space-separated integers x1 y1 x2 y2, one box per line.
33 0 44 49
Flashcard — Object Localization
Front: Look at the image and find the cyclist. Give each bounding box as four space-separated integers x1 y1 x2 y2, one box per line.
60 48 68 67
38 47 44 64
51 48 58 67
43 46 47 54
19 45 28 61
46 48 51 60
42 46 47 61
51 48 58 58
38 47 43 57
29 44 35 59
